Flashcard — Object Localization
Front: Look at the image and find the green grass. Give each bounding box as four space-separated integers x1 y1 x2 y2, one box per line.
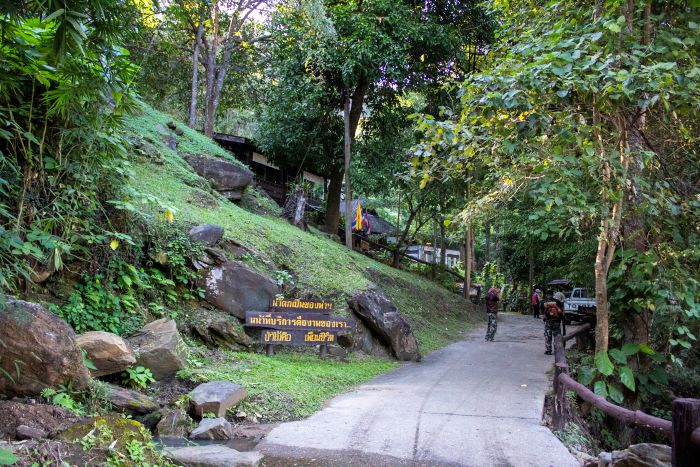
124 104 482 420
181 349 398 421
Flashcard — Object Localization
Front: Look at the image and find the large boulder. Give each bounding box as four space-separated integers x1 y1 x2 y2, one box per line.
347 286 420 361
184 154 253 201
188 224 225 246
189 417 233 440
76 331 136 377
0 298 88 396
127 319 186 380
104 383 158 414
200 262 279 319
190 381 247 418
165 445 263 467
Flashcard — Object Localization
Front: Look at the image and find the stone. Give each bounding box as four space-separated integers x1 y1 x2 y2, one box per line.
347 286 420 361
326 346 348 360
188 224 225 246
104 383 158 414
15 424 46 440
208 320 253 350
76 331 136 377
166 121 177 130
184 154 253 201
609 443 672 466
156 409 194 437
189 417 233 440
190 381 247 418
128 318 186 380
165 445 263 467
0 298 88 396
163 133 178 150
200 261 279 319
61 416 149 451
231 423 277 443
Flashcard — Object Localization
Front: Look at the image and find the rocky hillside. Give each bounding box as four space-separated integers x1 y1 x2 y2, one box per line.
0 104 480 465
126 104 480 354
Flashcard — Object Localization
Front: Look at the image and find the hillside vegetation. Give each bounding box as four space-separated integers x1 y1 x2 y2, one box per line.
127 104 481 354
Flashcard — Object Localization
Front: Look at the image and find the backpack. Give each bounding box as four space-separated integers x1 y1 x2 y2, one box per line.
544 301 562 318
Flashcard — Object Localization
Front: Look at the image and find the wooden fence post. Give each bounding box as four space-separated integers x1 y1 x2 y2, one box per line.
553 362 569 431
672 398 700 467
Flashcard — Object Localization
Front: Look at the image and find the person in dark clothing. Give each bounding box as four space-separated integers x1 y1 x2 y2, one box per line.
543 291 564 355
532 288 542 319
485 287 501 342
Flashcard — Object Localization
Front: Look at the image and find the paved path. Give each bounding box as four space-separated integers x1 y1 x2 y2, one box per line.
259 313 579 467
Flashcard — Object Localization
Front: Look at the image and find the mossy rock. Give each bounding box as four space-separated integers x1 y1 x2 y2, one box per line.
60 415 169 466
61 415 148 448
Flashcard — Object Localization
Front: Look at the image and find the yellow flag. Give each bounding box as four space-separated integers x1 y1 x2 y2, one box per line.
354 201 363 231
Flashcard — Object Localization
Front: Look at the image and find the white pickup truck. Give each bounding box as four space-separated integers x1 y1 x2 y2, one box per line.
563 288 596 322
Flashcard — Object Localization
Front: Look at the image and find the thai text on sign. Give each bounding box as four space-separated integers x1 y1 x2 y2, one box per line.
270 298 334 313
260 329 336 345
245 311 356 332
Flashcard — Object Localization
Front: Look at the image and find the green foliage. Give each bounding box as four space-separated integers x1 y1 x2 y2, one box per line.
49 218 205 334
41 386 84 415
0 3 143 292
579 346 668 404
122 366 155 390
0 449 17 466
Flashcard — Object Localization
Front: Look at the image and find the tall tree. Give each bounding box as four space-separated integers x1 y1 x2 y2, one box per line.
258 0 492 236
414 0 700 378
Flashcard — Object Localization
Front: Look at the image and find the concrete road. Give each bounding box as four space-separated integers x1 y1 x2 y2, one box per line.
259 313 579 467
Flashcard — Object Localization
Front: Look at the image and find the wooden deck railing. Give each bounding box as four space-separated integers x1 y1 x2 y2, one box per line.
552 324 700 466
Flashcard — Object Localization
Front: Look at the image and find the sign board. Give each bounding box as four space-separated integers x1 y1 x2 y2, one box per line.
245 298 354 356
245 311 356 332
260 329 337 345
269 298 334 313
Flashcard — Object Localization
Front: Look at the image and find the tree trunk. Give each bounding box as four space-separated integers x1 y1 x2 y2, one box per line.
439 218 446 267
392 210 418 268
484 222 491 264
189 21 204 128
343 92 353 249
203 3 218 136
528 246 534 297
465 222 473 297
323 165 343 234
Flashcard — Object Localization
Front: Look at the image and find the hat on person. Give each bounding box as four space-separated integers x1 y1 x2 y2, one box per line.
535 288 541 293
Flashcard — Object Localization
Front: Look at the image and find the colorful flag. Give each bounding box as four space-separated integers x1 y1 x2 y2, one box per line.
353 201 363 231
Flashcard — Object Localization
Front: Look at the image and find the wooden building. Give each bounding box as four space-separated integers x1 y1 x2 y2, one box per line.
212 133 326 206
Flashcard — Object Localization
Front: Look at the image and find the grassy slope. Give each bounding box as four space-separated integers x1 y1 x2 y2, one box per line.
125 104 481 420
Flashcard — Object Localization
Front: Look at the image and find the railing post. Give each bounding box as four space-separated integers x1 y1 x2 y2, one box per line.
552 334 568 431
553 362 568 431
672 398 700 467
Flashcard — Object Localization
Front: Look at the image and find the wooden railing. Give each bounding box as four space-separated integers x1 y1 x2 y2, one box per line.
552 324 700 466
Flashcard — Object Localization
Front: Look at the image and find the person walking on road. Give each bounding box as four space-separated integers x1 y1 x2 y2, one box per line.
543 291 564 355
485 287 500 342
532 288 542 319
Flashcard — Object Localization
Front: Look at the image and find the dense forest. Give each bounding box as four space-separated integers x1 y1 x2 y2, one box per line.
0 0 699 465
